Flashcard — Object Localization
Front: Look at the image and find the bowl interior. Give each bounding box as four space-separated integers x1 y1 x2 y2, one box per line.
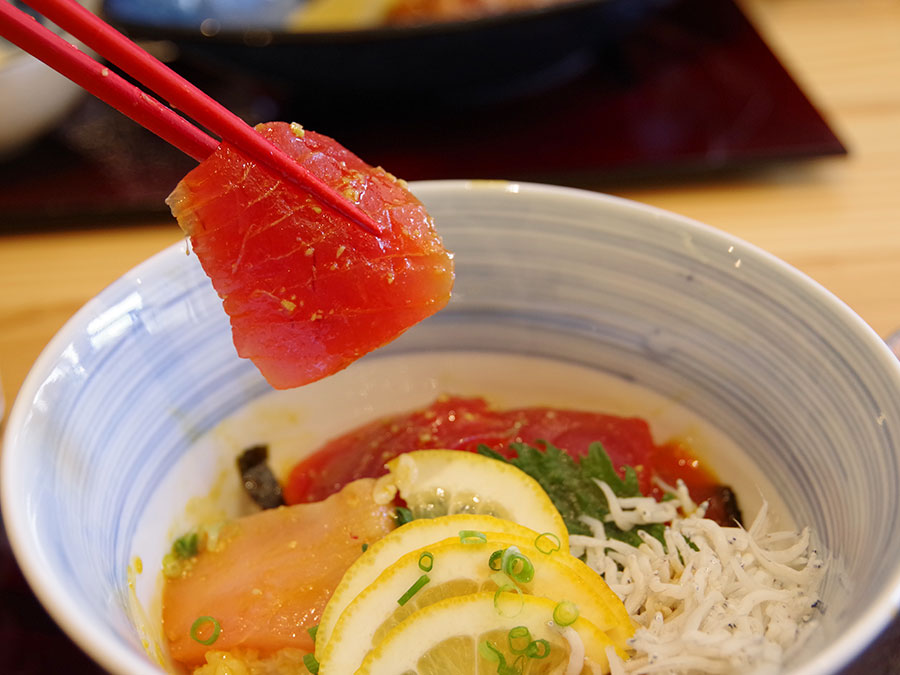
3 180 900 675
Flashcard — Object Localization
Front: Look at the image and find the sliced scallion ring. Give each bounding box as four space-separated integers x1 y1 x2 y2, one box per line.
502 549 535 584
488 548 505 571
189 615 221 645
459 529 487 545
418 551 434 572
534 532 561 554
490 570 515 590
493 583 524 618
526 638 551 659
552 600 580 627
507 625 532 654
479 640 503 662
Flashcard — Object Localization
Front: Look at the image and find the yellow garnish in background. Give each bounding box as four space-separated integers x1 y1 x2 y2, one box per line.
288 0 400 31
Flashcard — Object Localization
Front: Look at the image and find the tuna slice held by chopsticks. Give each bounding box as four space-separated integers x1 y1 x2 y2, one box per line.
167 122 455 389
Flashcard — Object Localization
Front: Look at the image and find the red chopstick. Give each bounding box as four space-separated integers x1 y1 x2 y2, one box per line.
0 0 382 236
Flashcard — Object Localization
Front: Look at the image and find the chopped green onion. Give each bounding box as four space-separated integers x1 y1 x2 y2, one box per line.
490 570 515 590
361 543 369 553
189 616 221 645
488 549 505 571
307 624 318 642
534 532 561 554
502 549 534 584
418 551 434 572
479 640 503 662
506 654 528 675
479 641 523 675
507 626 532 654
303 652 320 674
172 532 199 559
397 574 430 606
505 655 526 675
526 638 551 659
492 581 524 618
459 530 487 544
553 600 580 627
395 507 414 526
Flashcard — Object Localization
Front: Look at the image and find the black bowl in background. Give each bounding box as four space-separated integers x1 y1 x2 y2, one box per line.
102 0 668 105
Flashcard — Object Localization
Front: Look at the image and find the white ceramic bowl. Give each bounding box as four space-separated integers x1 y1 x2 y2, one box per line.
0 0 100 156
3 181 900 674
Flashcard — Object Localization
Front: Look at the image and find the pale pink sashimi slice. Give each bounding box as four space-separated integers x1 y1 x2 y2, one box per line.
162 478 395 667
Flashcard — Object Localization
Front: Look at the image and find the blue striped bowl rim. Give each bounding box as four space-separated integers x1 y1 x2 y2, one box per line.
2 180 899 675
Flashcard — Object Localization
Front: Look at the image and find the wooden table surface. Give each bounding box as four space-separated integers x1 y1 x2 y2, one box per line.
2 0 899 413
0 0 898 671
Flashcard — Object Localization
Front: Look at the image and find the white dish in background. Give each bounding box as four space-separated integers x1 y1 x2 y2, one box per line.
2 180 899 674
0 0 100 157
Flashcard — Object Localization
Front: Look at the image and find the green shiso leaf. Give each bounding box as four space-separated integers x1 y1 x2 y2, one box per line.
477 441 666 546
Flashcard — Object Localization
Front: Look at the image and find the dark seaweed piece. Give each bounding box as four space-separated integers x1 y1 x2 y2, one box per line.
237 444 285 510
714 485 743 526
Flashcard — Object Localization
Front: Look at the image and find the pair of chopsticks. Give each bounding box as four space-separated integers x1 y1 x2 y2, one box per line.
0 0 382 236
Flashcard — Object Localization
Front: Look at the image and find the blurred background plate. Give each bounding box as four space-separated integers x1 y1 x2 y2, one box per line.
0 0 101 157
0 0 846 225
101 0 669 102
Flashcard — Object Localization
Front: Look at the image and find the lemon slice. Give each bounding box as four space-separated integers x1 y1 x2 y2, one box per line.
317 536 633 674
376 450 568 545
355 592 618 675
315 514 539 656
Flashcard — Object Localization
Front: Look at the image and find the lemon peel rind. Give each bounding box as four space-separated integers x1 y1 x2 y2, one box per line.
385 450 569 547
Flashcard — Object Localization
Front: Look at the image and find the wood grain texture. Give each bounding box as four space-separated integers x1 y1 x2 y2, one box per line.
616 0 900 341
0 224 181 412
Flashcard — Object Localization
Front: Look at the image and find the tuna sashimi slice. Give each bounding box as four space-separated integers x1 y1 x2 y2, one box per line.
167 121 454 389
